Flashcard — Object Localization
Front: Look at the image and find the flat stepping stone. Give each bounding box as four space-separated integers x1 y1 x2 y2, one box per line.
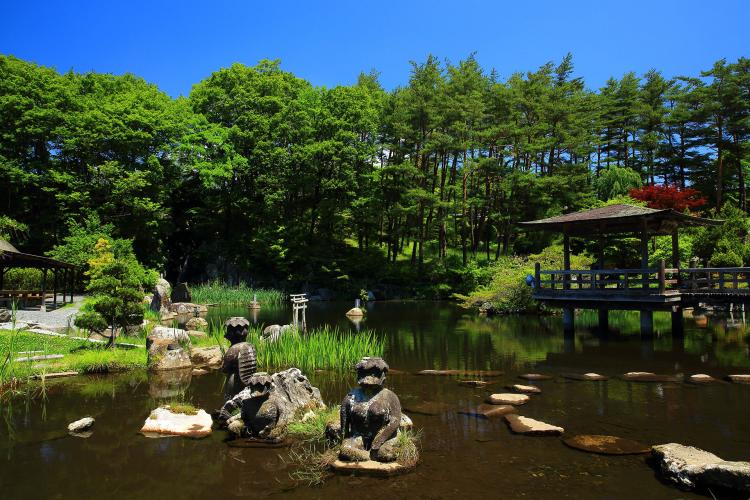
459 404 517 419
331 459 410 477
486 393 529 405
458 380 493 388
622 372 681 383
140 407 212 438
509 384 541 394
417 369 503 377
688 374 719 384
562 372 609 381
403 401 451 416
15 354 63 362
727 374 750 384
518 373 553 381
505 414 564 436
563 435 650 455
31 371 78 380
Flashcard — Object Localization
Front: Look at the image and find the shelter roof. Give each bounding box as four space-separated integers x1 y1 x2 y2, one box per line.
0 239 77 269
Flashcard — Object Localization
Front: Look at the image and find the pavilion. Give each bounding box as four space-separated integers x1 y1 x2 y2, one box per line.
0 239 79 311
520 204 731 335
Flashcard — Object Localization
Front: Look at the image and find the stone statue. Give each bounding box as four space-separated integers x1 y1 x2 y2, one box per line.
222 317 257 400
339 357 402 462
217 372 279 439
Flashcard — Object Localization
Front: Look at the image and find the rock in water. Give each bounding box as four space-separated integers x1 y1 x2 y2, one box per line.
141 407 212 438
147 339 192 371
190 346 223 368
510 384 541 394
518 373 553 381
563 435 650 455
331 459 410 477
504 414 564 436
727 374 750 384
148 369 192 399
345 307 365 318
487 393 530 405
170 282 192 303
561 373 609 381
459 404 517 419
150 278 171 313
688 374 718 384
458 380 492 388
269 368 325 429
68 417 95 434
622 372 680 383
185 317 208 331
651 443 750 494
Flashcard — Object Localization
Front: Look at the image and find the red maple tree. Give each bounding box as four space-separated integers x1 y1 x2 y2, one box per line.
628 184 707 212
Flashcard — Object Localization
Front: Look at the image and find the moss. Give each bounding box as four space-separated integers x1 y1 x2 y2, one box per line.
165 402 198 415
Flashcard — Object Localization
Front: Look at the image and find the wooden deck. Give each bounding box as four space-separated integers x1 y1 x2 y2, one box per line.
533 264 750 310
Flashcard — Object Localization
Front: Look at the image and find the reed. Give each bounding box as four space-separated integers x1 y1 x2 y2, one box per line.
191 280 286 305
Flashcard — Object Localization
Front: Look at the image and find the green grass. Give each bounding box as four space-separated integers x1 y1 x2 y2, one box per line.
204 324 385 372
165 402 198 415
287 405 340 443
191 280 286 305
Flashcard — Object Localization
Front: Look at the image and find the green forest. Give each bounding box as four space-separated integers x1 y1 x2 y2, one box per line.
1 53 749 299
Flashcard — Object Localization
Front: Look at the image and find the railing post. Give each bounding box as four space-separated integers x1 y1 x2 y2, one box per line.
535 262 541 289
658 259 666 294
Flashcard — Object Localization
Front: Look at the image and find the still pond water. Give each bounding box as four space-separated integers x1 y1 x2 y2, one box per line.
2 301 750 499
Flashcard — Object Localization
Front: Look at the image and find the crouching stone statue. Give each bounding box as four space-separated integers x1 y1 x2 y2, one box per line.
339 357 401 462
217 372 280 439
222 317 257 400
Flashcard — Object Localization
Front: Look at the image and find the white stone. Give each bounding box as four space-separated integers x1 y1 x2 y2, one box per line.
505 414 564 436
140 407 212 438
68 417 95 433
487 393 530 405
511 384 541 394
652 443 750 494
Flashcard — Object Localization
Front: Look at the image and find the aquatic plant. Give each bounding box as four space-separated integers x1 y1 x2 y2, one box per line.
191 281 286 305
393 428 421 468
286 444 338 486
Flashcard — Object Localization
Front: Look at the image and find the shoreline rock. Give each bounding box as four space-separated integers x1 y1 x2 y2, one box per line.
651 443 750 494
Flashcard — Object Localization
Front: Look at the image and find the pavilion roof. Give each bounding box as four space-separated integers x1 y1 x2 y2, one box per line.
519 204 721 236
0 239 77 269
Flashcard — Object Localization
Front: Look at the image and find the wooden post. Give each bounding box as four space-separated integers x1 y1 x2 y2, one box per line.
0 266 4 292
598 309 609 332
671 229 680 269
40 268 47 312
658 259 666 294
640 310 654 337
563 232 571 290
671 306 684 337
53 269 58 309
640 223 649 289
563 308 574 336
534 262 541 289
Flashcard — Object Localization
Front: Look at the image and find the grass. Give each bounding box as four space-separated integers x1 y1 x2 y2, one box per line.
203 324 385 372
165 402 198 415
287 405 340 443
191 280 286 305
392 428 421 468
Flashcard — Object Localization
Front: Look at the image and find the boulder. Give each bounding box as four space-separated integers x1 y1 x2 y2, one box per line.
561 372 609 381
190 346 223 368
147 338 192 371
186 330 206 338
510 384 541 394
331 459 409 477
727 374 750 384
345 307 365 318
459 404 517 419
148 326 190 346
68 417 95 434
563 435 650 455
170 282 192 303
269 368 325 429
505 414 564 436
185 317 208 331
150 278 171 313
168 302 208 315
651 443 750 494
261 324 293 343
518 373 553 381
487 393 529 405
0 308 10 322
140 406 212 438
622 372 681 383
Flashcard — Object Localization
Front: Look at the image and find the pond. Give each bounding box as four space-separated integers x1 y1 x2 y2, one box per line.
2 301 750 499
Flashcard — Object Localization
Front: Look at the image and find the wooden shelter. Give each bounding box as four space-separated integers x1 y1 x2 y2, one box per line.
519 204 739 336
0 239 79 311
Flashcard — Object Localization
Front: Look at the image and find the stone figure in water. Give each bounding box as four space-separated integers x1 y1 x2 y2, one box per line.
339 357 402 462
217 372 279 439
222 317 257 400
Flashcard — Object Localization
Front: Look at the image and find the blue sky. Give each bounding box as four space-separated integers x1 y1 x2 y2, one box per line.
1 0 747 97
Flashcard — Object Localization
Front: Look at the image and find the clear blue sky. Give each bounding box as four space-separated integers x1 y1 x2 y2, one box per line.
2 0 747 97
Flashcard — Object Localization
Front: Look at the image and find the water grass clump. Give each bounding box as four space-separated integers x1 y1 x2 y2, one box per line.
287 405 340 443
203 324 384 372
191 280 286 305
393 428 421 468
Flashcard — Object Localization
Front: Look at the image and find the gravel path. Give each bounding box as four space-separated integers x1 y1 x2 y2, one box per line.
12 296 85 329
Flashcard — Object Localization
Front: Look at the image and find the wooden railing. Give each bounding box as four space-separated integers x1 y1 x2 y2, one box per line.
534 263 750 296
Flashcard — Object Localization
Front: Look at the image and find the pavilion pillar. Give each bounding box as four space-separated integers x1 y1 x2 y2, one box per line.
671 228 680 269
640 223 649 289
53 269 58 309
0 266 4 292
672 306 684 337
598 308 609 332
40 268 47 312
640 309 654 337
563 231 571 290
563 307 575 336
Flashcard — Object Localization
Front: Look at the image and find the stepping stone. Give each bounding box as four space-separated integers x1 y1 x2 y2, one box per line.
140 407 212 438
505 414 564 436
727 374 750 384
562 373 609 381
563 435 650 455
688 374 719 384
518 373 553 381
622 372 681 383
14 354 63 362
459 404 517 419
403 401 451 416
31 371 78 380
417 369 503 377
486 393 529 405
458 380 493 388
331 459 410 477
509 384 541 394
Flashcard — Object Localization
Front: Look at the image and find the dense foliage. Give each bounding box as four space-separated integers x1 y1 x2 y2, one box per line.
1 54 748 295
